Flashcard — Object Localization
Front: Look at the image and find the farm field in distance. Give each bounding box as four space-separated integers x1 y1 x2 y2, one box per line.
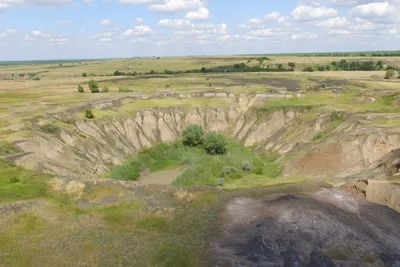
1 53 400 266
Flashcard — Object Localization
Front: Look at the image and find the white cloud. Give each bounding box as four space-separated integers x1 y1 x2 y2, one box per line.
249 28 286 37
31 30 51 38
173 23 229 45
0 28 17 38
121 25 154 37
157 19 191 29
326 29 351 35
216 34 231 41
292 32 318 40
264 11 282 20
57 20 71 24
49 37 68 44
0 0 74 9
91 31 113 39
156 39 175 45
149 0 206 13
238 11 287 30
100 37 112 42
314 17 349 27
351 2 397 19
185 7 210 20
327 0 395 6
292 5 338 21
117 0 162 4
100 19 111 26
247 18 262 24
135 17 144 24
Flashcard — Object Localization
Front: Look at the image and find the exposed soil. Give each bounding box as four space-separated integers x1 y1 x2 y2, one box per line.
210 189 400 267
138 168 183 185
231 78 300 91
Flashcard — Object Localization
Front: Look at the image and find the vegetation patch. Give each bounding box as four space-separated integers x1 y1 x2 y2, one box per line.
0 141 22 155
39 124 59 134
312 113 345 141
254 99 316 116
0 160 50 202
110 126 282 187
118 87 134 93
136 216 171 233
152 241 194 267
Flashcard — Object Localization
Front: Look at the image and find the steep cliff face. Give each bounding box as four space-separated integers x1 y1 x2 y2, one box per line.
9 94 400 182
286 115 400 179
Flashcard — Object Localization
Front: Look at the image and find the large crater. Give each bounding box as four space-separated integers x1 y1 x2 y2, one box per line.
7 93 400 185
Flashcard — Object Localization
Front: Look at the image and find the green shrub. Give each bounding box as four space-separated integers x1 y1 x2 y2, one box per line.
9 177 20 183
77 85 84 93
85 110 94 119
216 178 224 187
88 80 100 93
118 87 134 93
174 157 225 186
302 67 314 72
242 161 253 172
220 166 238 177
109 161 142 181
182 124 204 147
253 167 263 175
384 70 396 79
204 132 229 155
82 72 87 77
40 124 58 134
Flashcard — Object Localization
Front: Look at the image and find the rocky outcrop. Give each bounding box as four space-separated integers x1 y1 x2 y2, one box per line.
342 179 400 212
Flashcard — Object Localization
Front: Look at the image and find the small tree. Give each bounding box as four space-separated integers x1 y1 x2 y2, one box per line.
204 132 229 155
288 62 295 69
182 124 204 147
102 85 110 93
88 80 100 93
302 67 314 72
384 70 396 79
85 110 94 119
82 72 87 77
77 85 84 93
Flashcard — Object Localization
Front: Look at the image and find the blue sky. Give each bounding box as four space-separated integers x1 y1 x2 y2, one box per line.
0 0 399 60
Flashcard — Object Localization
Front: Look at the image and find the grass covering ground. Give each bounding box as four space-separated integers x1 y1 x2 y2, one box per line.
109 141 282 187
0 158 222 267
253 90 400 114
0 160 50 202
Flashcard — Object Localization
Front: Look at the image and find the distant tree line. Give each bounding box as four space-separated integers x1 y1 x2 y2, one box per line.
295 51 400 57
112 62 295 76
303 59 398 72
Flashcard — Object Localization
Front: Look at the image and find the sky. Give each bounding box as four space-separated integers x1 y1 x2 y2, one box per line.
0 0 400 60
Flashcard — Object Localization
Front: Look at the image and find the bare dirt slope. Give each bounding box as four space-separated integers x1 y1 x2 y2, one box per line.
210 188 400 267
